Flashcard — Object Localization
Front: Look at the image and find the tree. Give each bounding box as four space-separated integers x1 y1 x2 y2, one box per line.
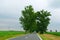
19 5 37 33
50 30 52 32
55 30 57 32
36 10 51 34
19 5 51 34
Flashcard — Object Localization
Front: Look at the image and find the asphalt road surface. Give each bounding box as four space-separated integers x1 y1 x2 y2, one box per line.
9 33 41 40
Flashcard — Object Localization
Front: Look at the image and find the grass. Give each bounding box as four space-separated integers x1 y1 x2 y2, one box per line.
1 31 60 40
39 34 50 40
46 32 60 36
39 32 60 40
0 31 25 40
39 33 52 40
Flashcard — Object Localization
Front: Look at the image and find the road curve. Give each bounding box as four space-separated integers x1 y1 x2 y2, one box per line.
9 33 41 40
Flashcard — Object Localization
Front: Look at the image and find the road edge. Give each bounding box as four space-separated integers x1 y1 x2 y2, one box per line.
37 33 42 40
5 34 29 40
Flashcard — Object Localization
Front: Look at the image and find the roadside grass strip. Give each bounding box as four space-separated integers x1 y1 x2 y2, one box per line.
0 31 25 40
37 33 42 40
6 34 25 40
39 34 60 40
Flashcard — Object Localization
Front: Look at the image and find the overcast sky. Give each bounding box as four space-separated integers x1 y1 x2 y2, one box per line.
0 0 60 31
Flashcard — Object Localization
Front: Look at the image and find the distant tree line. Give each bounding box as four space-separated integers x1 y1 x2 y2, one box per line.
19 5 51 34
50 30 57 32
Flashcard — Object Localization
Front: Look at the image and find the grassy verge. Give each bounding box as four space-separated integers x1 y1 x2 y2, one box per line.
0 31 26 40
46 32 60 36
39 34 51 40
39 32 60 40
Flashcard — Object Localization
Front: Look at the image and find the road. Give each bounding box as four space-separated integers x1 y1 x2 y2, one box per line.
9 33 41 40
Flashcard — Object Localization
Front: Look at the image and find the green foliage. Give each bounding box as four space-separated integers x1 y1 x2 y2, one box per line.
19 5 51 34
19 5 37 33
36 10 51 34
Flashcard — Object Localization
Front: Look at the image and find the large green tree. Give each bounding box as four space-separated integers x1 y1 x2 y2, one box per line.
19 5 51 34
36 10 51 34
19 5 37 33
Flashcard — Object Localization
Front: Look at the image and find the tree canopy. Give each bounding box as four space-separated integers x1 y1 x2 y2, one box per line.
19 5 37 33
36 10 51 34
19 5 51 34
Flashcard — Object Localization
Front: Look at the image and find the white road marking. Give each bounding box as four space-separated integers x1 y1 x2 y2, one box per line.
37 34 42 40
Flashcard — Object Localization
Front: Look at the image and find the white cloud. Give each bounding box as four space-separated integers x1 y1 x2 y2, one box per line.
47 9 60 32
0 18 23 31
49 0 60 8
27 0 48 11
